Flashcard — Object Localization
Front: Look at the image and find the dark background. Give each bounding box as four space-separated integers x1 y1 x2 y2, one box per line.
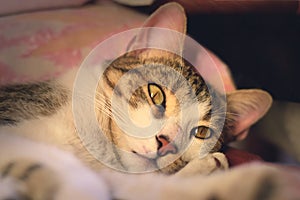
187 14 300 103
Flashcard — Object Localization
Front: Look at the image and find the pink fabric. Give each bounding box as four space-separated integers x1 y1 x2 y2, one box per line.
224 147 263 167
0 0 90 16
0 2 146 85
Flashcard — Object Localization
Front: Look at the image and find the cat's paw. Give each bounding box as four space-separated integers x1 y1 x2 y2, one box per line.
175 152 229 177
0 160 59 200
0 158 109 200
0 133 110 200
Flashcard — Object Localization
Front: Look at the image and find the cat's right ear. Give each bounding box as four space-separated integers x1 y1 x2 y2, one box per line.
223 89 273 143
127 2 187 55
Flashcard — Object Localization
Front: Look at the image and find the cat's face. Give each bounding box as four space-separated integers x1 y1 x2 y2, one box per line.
96 50 224 172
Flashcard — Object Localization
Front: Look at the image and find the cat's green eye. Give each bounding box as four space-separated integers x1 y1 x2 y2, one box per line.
190 126 212 139
147 83 166 107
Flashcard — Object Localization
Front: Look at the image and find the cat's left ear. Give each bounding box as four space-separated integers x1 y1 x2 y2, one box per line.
127 2 187 55
223 89 273 142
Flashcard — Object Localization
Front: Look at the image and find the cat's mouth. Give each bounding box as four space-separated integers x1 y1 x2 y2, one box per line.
131 150 157 160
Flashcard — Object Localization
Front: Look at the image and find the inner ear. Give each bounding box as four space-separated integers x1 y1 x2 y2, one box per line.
223 89 272 142
127 2 187 55
141 2 186 34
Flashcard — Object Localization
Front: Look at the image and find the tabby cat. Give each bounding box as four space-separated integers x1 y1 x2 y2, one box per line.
0 3 277 200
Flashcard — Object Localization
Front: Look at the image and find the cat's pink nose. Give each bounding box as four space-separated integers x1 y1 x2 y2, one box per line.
156 135 178 157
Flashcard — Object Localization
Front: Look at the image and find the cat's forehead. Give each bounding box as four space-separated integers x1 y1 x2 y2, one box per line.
109 51 208 94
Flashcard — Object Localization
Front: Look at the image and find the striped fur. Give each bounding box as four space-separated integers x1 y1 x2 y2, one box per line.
0 82 69 126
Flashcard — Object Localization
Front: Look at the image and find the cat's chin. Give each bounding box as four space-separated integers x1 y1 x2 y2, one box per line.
118 151 159 173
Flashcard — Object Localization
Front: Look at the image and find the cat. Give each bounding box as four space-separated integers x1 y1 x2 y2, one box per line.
0 2 281 200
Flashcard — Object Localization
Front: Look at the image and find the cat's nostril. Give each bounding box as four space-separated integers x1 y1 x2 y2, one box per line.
156 135 178 157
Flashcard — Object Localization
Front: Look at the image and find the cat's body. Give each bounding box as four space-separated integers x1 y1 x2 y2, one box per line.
1 3 292 200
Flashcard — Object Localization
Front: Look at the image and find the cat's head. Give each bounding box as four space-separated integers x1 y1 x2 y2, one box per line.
95 3 272 173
